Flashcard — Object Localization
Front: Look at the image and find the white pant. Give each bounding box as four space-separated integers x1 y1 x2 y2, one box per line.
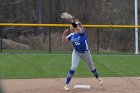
71 49 95 71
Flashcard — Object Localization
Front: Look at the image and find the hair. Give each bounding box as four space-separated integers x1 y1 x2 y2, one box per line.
70 25 75 30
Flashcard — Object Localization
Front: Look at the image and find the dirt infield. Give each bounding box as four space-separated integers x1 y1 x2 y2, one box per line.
1 77 140 93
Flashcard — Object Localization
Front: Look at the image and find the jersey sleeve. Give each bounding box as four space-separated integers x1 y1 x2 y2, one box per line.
66 33 72 41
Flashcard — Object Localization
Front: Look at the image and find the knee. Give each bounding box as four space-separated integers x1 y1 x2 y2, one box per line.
71 67 77 71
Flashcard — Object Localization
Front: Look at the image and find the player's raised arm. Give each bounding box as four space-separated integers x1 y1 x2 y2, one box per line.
61 29 70 43
61 12 82 33
66 18 82 33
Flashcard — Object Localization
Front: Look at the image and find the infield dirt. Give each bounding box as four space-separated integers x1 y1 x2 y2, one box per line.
1 77 140 93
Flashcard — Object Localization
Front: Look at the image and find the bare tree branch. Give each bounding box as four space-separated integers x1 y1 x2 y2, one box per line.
10 0 24 5
33 10 37 23
6 17 21 23
0 0 24 5
3 27 24 31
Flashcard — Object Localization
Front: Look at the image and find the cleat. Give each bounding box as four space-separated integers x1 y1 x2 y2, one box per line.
64 85 70 91
97 77 103 85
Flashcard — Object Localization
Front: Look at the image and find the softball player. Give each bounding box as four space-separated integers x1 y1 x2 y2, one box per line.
61 13 103 91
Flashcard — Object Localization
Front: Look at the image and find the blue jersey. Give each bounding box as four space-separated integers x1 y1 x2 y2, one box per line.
66 29 89 52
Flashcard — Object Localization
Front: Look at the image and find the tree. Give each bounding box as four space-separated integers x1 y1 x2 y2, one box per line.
33 0 43 35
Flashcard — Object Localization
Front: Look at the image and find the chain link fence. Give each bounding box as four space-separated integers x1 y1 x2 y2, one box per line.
0 26 139 54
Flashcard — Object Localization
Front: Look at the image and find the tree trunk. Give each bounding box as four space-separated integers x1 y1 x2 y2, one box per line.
33 0 43 35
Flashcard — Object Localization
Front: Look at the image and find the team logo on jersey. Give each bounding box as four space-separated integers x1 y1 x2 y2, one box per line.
71 36 80 42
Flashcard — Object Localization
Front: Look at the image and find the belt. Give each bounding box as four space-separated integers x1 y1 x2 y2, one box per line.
76 50 88 53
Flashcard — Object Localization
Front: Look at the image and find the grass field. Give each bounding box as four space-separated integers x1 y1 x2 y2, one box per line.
0 53 140 79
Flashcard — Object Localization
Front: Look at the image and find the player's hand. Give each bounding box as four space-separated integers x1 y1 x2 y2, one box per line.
63 29 70 35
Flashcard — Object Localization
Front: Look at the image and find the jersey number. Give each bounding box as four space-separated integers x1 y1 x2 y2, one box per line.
74 41 80 45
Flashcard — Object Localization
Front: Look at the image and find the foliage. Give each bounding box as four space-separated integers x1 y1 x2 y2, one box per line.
0 0 139 52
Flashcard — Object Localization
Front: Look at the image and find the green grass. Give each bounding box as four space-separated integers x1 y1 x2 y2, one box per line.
0 53 140 79
2 49 72 54
2 49 136 54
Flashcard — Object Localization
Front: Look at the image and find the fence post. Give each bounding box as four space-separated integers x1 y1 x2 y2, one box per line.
49 29 51 53
97 28 100 54
0 27 2 53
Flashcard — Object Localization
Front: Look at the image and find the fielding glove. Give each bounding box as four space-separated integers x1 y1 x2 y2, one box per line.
61 12 73 19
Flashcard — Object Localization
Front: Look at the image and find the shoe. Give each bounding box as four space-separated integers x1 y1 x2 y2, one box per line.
64 85 70 91
97 77 103 85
